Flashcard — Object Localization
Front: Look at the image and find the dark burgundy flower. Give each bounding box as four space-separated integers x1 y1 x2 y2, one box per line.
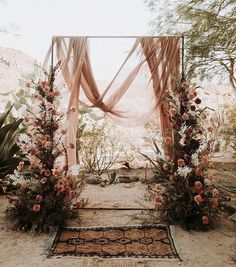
190 139 200 150
190 105 196 111
195 98 201 104
184 139 190 145
187 128 193 134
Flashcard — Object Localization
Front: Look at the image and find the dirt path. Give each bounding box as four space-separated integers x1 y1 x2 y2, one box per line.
0 168 236 267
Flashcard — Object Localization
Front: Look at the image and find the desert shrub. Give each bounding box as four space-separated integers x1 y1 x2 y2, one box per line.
77 108 120 175
220 103 236 158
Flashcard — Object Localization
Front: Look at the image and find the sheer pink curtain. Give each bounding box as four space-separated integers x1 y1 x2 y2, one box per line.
44 36 180 166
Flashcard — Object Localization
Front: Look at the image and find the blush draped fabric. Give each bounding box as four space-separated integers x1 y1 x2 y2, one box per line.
44 36 180 167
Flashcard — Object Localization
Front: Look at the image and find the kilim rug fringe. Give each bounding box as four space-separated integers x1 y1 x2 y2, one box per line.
96 261 145 267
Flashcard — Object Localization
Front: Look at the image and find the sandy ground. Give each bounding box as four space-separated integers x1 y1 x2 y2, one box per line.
0 168 236 267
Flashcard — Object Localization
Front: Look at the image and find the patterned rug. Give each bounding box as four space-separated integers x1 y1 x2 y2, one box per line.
49 225 180 259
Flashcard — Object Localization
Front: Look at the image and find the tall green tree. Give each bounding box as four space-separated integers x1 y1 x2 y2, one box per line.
145 0 236 91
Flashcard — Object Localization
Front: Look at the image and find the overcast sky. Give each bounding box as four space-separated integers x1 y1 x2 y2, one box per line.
0 0 154 80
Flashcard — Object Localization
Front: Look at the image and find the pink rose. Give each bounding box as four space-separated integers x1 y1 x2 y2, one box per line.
207 127 213 133
36 195 43 201
50 109 57 116
35 94 43 101
32 204 41 212
23 117 30 125
182 82 189 89
188 92 195 100
202 215 209 225
194 195 203 204
194 181 202 191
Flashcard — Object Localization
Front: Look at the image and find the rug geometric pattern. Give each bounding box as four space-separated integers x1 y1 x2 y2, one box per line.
49 225 179 259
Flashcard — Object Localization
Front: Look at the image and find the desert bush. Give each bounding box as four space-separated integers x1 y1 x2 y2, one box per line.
220 103 236 158
77 108 120 175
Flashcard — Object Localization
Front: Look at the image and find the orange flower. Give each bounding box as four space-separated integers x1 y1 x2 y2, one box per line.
177 159 185 167
32 204 41 212
194 195 203 204
209 198 218 207
202 216 209 225
154 184 162 190
20 181 27 190
201 155 208 165
17 161 24 171
182 113 189 121
55 184 65 192
154 195 163 203
195 166 202 176
194 181 202 191
163 163 169 171
208 162 214 169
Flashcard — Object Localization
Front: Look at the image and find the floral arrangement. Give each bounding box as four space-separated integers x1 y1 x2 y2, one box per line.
147 81 221 229
6 65 83 232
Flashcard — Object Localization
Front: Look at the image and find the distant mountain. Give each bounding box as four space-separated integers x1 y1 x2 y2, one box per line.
0 47 35 109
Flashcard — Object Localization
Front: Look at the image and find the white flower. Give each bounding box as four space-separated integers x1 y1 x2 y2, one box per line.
177 166 192 178
69 164 80 176
18 133 31 144
9 172 24 185
179 134 186 146
191 153 200 166
180 124 187 135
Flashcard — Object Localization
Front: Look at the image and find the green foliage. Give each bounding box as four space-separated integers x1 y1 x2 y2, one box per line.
0 62 40 124
77 108 120 175
140 141 171 182
146 0 236 90
0 106 22 181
